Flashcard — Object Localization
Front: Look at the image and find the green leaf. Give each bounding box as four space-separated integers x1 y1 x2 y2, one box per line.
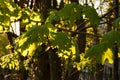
46 10 59 23
51 32 79 59
114 17 120 28
86 42 113 64
83 6 100 26
57 3 83 25
16 24 49 56
0 0 22 29
0 33 9 56
86 30 120 64
0 53 19 70
101 30 120 46
21 8 42 29
0 15 10 27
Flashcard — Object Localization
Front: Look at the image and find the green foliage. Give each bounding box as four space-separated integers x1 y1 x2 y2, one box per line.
0 33 9 56
0 0 42 31
0 1 101 71
0 52 31 70
46 10 59 23
0 0 21 29
86 42 113 64
114 17 120 28
74 53 92 71
86 30 120 64
57 3 83 25
50 32 79 59
0 53 19 70
101 30 120 46
21 8 42 30
16 24 49 57
16 22 79 60
83 6 100 26
47 3 99 26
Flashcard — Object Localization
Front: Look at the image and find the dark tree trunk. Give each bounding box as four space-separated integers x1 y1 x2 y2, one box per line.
76 18 86 54
37 52 50 80
113 0 119 19
6 32 18 54
40 0 51 20
30 0 33 9
59 0 64 9
113 43 119 80
71 0 79 3
113 0 119 80
19 0 25 8
93 27 100 45
94 64 104 80
32 44 50 80
49 48 62 80
53 0 58 9
6 32 14 54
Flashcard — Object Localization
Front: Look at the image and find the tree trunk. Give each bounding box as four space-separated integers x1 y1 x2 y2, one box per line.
49 48 62 80
52 0 58 9
94 64 104 80
71 0 79 3
6 32 18 54
6 32 14 54
113 43 119 80
59 0 64 9
40 0 51 20
113 0 119 80
37 52 50 80
76 18 86 54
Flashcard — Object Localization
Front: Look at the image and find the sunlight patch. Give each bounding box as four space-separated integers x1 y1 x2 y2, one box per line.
102 48 113 64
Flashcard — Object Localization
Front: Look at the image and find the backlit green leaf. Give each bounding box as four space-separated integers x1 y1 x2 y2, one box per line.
83 6 100 26
101 30 120 46
86 42 113 64
57 3 83 25
51 32 79 59
114 17 120 28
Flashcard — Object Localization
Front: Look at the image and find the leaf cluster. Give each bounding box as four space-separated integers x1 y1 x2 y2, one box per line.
0 2 101 71
0 0 42 31
47 3 100 26
86 30 120 64
0 0 20 29
16 23 79 60
0 53 19 70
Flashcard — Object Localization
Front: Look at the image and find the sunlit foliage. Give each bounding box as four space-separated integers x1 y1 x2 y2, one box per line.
1 1 120 76
86 30 120 64
0 2 101 71
0 33 9 56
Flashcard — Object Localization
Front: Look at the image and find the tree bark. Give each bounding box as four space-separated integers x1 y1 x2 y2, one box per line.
113 42 119 80
40 0 51 20
6 32 18 54
70 0 79 3
37 52 50 80
49 48 62 80
113 0 119 80
53 0 58 9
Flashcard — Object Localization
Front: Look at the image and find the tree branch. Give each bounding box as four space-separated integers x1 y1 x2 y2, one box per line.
56 27 101 37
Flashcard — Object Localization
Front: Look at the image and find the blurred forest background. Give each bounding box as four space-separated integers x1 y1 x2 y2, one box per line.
0 0 120 80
